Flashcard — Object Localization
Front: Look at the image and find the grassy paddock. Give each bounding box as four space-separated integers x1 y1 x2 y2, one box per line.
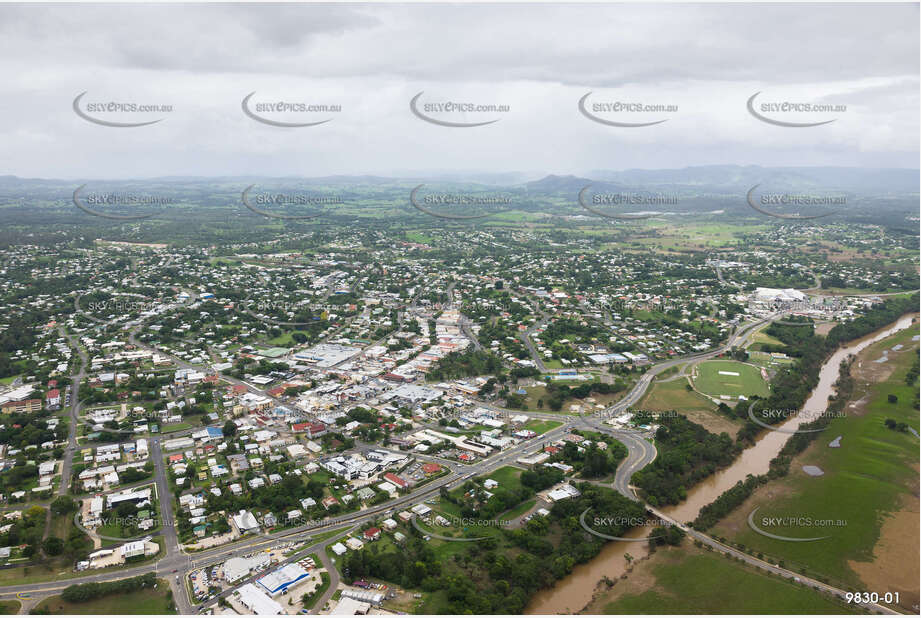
33 579 175 614
639 377 717 413
523 419 562 434
598 545 859 614
712 326 920 590
0 600 19 614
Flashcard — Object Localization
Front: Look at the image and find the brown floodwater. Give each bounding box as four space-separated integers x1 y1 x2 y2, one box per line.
525 313 917 614
525 525 651 614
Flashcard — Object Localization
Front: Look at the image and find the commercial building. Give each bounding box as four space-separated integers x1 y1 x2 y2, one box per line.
547 483 581 502
341 588 384 604
232 510 260 533
257 563 310 596
236 583 283 615
106 487 152 509
333 598 371 615
1 399 42 414
223 553 271 583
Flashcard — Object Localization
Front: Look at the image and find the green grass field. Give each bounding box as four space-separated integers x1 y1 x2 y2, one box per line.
266 331 308 346
639 377 717 413
34 580 175 614
693 360 770 399
600 546 858 614
482 465 525 493
96 522 144 539
498 499 536 521
523 419 562 434
0 600 19 614
405 231 434 244
749 327 785 348
712 326 920 591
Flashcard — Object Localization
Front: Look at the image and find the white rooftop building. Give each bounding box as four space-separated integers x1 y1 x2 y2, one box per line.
236 583 283 615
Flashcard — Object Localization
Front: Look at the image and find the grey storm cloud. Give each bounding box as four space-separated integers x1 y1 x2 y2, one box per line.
0 4 916 83
0 3 916 178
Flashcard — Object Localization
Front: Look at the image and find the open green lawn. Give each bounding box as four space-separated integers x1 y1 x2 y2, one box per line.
712 326 920 589
447 465 525 503
498 498 536 521
749 327 785 348
34 580 175 614
405 231 434 244
266 331 308 346
692 359 770 399
49 514 72 539
0 600 19 614
96 522 143 539
638 377 717 413
481 465 524 493
523 419 562 434
600 546 858 614
521 385 551 410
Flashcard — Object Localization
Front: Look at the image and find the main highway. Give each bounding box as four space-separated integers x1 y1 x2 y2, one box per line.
0 310 901 615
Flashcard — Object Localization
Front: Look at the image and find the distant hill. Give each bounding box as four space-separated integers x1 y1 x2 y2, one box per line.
524 174 625 194
587 165 920 195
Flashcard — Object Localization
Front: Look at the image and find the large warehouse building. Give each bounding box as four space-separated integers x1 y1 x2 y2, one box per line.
257 563 310 596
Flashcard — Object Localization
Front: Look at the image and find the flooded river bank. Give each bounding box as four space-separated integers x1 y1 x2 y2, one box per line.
526 313 917 614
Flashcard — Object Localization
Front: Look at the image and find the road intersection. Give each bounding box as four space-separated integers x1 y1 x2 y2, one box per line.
0 311 898 615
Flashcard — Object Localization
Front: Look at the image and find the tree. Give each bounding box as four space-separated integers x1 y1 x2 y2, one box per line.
223 420 238 437
42 536 64 556
887 394 898 404
50 495 77 516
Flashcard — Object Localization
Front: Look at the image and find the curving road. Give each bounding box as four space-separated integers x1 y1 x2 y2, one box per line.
4 310 900 614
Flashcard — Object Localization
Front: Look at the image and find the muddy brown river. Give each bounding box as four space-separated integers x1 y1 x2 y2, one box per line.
526 313 917 614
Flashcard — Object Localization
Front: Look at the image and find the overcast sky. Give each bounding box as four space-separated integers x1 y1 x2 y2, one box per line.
0 3 917 179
